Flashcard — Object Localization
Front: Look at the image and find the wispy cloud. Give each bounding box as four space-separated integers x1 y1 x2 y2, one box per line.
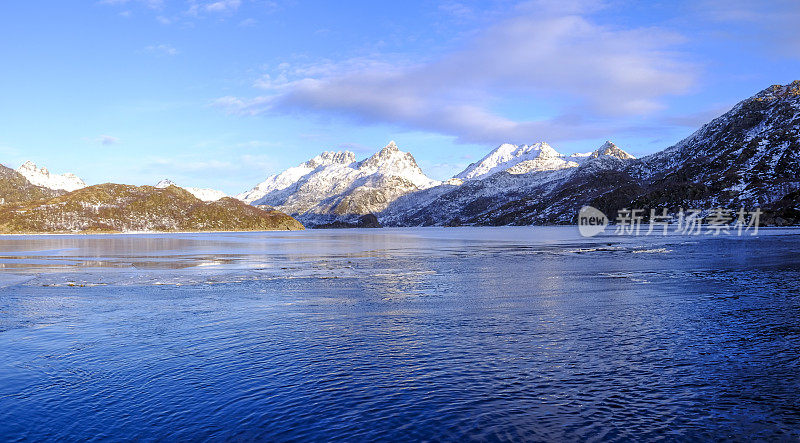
143 44 179 56
215 0 697 144
187 0 243 16
206 0 242 13
98 135 121 146
659 103 737 128
438 1 475 22
422 160 472 180
233 140 278 149
146 157 239 173
697 0 800 58
102 0 266 24
97 0 164 10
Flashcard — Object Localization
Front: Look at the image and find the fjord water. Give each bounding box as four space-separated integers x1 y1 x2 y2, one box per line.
1 227 799 440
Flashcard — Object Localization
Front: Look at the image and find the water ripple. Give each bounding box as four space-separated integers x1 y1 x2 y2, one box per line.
0 228 799 440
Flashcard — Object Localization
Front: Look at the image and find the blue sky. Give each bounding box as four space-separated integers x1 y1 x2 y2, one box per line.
1 0 799 194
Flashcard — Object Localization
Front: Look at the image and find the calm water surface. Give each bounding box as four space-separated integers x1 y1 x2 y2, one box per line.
0 227 799 441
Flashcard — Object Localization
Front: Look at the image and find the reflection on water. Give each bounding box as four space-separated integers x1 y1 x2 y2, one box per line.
0 227 799 440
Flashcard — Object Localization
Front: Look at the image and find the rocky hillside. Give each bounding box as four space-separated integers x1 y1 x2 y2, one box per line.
156 179 227 202
0 183 303 233
622 81 800 221
0 164 63 204
238 141 440 226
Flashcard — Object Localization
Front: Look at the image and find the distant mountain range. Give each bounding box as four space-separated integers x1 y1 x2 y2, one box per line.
1 81 798 231
236 81 799 227
239 139 639 227
0 165 302 233
381 140 639 227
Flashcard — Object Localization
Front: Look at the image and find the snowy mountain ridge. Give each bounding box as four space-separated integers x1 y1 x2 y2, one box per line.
457 142 569 180
455 141 634 181
155 179 227 202
16 161 86 192
237 151 358 204
236 139 638 226
236 141 441 224
380 140 637 226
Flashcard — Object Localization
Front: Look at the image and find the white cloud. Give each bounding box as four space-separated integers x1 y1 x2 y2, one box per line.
216 1 696 144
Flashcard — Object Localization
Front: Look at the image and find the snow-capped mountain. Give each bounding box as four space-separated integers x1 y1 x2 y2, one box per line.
456 142 576 180
237 141 440 225
590 141 636 161
17 161 86 192
237 151 357 204
155 179 227 202
381 141 637 226
454 141 634 181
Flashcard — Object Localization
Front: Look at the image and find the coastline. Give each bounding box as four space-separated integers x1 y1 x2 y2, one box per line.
1 224 797 237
